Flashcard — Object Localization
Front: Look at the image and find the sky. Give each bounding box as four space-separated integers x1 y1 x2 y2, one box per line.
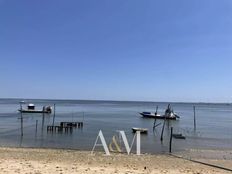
0 0 232 102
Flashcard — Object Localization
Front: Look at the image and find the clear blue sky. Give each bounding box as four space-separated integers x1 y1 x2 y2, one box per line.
0 0 232 102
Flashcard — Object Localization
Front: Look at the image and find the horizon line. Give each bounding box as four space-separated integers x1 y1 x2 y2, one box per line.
0 97 231 105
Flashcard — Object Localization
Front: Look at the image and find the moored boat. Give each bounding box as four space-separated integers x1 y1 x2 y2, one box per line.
140 104 179 120
18 103 52 114
132 127 148 134
140 112 177 120
172 133 186 139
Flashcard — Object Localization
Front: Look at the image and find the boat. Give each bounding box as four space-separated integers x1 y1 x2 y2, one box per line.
18 103 52 114
140 104 179 120
132 127 148 134
139 112 177 120
172 133 186 139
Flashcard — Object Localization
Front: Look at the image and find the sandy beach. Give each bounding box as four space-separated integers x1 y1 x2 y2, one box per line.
0 147 231 174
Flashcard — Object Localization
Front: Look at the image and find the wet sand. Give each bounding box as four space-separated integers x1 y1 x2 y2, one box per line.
0 147 231 174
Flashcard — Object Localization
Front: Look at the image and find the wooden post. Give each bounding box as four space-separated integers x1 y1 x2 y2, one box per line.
52 104 56 126
153 118 157 132
193 106 196 130
169 127 173 153
160 118 166 141
155 105 158 115
20 111 23 137
35 120 38 134
20 102 23 137
41 112 45 133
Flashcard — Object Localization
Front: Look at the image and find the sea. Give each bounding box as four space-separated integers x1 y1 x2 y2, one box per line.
0 98 232 154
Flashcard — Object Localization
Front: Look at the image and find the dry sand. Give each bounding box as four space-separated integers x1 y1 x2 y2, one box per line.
0 147 231 174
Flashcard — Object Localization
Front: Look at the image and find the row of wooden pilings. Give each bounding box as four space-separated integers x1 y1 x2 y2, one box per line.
20 103 85 136
47 122 83 133
153 105 198 153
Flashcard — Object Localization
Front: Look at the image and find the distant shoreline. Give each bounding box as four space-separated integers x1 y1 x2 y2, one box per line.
0 97 231 105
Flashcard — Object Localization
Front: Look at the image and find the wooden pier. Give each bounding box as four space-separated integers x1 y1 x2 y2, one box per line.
47 122 83 133
60 122 83 128
47 125 73 133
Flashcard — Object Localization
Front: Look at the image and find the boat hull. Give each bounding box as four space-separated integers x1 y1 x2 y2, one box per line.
140 112 177 120
18 109 51 114
172 134 186 139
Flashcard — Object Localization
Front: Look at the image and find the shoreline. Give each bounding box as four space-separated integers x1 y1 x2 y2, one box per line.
0 147 231 174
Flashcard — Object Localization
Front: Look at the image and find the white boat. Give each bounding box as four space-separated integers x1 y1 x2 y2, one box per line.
132 127 148 134
18 103 52 114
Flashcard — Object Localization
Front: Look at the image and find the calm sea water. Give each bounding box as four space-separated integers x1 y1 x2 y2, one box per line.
0 99 232 154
